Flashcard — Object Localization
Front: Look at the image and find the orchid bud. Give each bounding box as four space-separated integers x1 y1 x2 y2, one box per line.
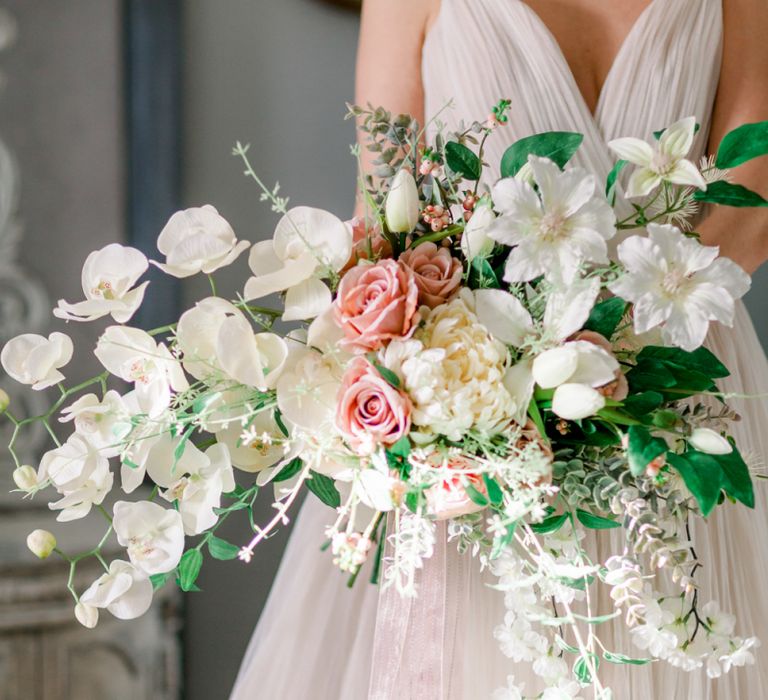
75 601 99 629
532 346 579 389
26 529 57 559
12 465 38 491
551 383 606 421
461 203 496 261
689 428 733 455
385 170 419 233
0 388 9 413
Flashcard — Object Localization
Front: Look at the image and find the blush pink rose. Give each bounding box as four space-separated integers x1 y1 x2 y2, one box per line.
572 330 629 401
398 242 463 309
336 357 412 455
341 217 393 273
334 258 420 353
424 454 487 521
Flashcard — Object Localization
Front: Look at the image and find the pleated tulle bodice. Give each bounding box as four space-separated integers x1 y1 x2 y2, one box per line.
423 0 723 188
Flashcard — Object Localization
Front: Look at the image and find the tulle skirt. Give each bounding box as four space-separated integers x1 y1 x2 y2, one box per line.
230 303 768 699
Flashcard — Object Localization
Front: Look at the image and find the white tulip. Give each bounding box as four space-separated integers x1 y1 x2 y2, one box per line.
1 332 73 390
59 391 132 458
80 560 153 621
689 428 733 455
26 529 56 559
551 383 606 421
244 206 352 321
532 346 580 389
53 243 149 323
461 203 496 260
12 464 38 491
152 205 250 278
385 169 420 233
112 500 185 575
95 326 188 417
74 601 99 629
38 433 113 521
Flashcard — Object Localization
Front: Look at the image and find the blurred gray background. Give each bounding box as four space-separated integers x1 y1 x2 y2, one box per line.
0 1 765 699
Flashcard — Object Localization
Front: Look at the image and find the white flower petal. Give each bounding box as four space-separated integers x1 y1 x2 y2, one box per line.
607 137 655 166
659 116 697 159
282 277 332 322
474 289 534 346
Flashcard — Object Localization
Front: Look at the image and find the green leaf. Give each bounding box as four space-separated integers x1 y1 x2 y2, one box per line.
652 409 680 429
490 520 517 559
404 490 423 513
555 635 580 655
573 653 599 684
576 508 621 530
445 141 481 181
369 520 387 585
715 121 768 169
387 435 411 459
583 297 627 339
603 651 652 666
626 359 678 392
213 500 250 515
465 482 490 507
178 549 204 592
605 159 627 205
627 425 668 476
597 407 643 426
712 447 754 508
274 409 290 437
306 470 341 508
622 391 664 418
150 571 173 591
207 535 241 561
667 451 723 516
468 256 500 289
371 359 401 389
273 457 304 483
694 180 768 208
637 346 729 379
500 131 584 178
530 512 568 534
482 474 504 506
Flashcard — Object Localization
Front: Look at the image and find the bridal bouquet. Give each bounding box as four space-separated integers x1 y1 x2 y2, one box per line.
2 100 767 697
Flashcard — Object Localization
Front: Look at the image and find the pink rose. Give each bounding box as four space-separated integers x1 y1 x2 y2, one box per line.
341 217 393 273
336 357 412 455
398 242 463 309
572 330 629 401
424 454 487 521
334 259 420 353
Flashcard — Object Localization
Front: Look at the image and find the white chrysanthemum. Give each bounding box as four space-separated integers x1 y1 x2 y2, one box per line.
388 292 516 440
488 156 616 283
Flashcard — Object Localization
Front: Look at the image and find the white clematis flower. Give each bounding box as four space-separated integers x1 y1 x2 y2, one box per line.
53 244 149 323
95 326 189 416
608 117 707 198
112 500 185 575
488 156 616 283
152 205 249 278
80 560 153 621
1 332 73 390
38 433 113 521
244 206 352 321
59 390 132 458
609 224 750 351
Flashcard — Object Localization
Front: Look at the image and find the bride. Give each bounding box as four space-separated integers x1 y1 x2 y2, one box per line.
231 0 768 697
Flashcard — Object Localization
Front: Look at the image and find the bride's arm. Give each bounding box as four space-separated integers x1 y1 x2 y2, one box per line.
701 0 768 273
353 0 438 213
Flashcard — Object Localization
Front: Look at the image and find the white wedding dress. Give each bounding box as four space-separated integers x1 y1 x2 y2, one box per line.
231 1 768 697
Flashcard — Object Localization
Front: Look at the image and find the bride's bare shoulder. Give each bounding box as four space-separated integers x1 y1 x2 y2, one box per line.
359 0 440 39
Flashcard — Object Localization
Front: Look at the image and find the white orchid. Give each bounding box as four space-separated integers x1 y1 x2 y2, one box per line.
53 243 149 323
79 560 153 621
609 224 750 351
608 117 707 198
59 390 132 458
488 156 616 283
112 500 185 575
94 326 188 416
1 332 73 390
175 297 240 380
38 433 113 521
215 409 286 473
152 205 249 278
244 206 352 321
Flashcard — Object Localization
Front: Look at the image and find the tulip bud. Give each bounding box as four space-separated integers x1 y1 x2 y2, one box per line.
532 346 579 389
75 601 99 629
461 203 496 261
552 383 606 421
12 465 38 491
385 170 419 233
0 388 9 413
26 529 57 559
689 428 733 455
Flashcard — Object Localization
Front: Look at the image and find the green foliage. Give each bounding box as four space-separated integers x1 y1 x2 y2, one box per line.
467 257 500 289
482 474 504 506
628 346 727 398
150 571 173 591
583 297 627 339
500 131 584 178
273 457 304 483
370 359 401 389
530 512 568 534
622 391 664 418
715 121 768 169
465 482 490 507
605 159 627 205
306 470 341 508
575 508 621 530
694 181 768 208
207 535 241 561
445 141 482 181
178 549 204 592
573 653 600 684
627 425 667 477
603 651 651 666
